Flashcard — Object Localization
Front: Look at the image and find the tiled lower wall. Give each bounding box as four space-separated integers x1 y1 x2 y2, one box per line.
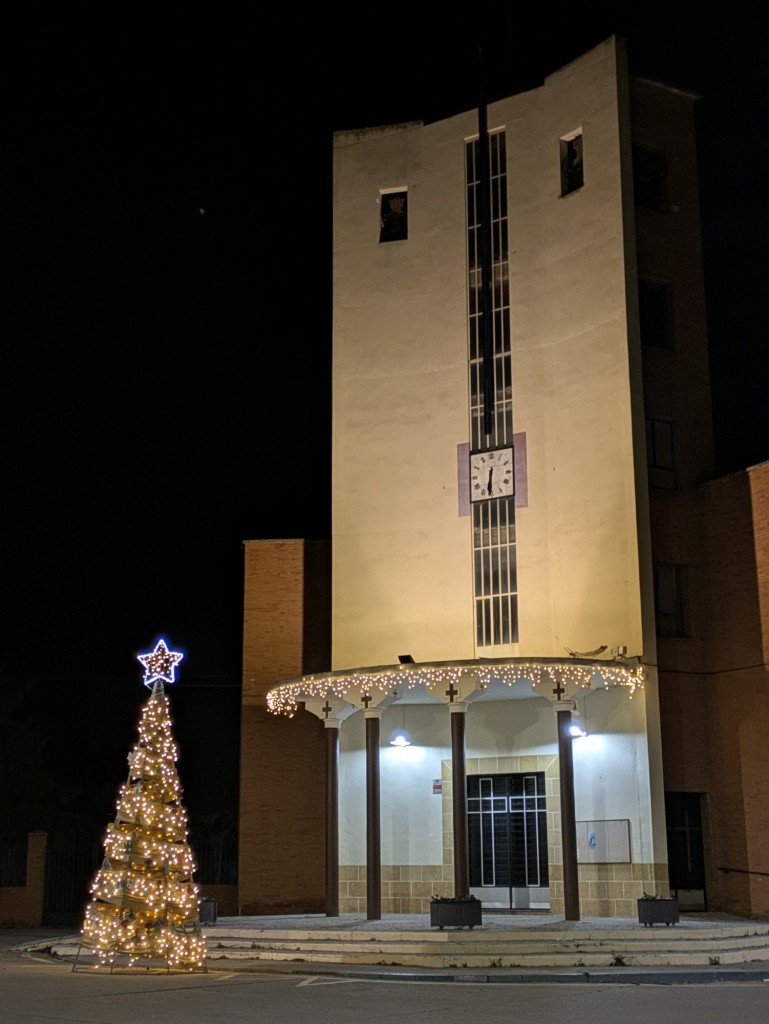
340 754 669 917
339 864 453 914
548 861 671 916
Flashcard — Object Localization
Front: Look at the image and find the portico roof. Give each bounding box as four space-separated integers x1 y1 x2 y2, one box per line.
266 656 645 716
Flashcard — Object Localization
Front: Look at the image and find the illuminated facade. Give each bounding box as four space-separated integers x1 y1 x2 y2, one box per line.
238 37 769 919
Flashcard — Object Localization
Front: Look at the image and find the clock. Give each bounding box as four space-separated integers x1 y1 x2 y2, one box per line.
470 447 514 501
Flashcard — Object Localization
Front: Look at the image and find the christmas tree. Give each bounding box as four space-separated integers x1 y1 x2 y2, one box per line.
79 639 206 971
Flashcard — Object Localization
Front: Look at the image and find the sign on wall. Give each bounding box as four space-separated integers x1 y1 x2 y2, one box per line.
576 819 631 863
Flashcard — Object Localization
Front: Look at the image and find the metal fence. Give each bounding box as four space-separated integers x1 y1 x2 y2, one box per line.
0 833 238 926
0 840 27 887
43 837 101 926
193 835 238 885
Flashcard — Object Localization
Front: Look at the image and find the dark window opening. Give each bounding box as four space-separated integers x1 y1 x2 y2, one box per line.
633 145 668 210
646 418 675 489
560 134 583 196
654 562 688 637
379 190 408 242
639 278 673 349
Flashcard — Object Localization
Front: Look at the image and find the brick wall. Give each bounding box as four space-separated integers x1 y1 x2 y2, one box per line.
0 832 47 928
659 463 769 918
238 540 330 913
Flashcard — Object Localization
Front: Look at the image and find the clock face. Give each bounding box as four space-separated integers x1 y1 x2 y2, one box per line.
470 447 514 501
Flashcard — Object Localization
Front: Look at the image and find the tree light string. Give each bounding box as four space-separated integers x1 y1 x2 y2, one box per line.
79 641 205 971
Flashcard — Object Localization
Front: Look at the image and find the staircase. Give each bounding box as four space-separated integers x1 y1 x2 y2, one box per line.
201 922 769 969
29 916 769 972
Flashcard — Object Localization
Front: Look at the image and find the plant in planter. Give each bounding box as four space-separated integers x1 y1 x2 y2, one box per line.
430 894 482 930
637 892 679 927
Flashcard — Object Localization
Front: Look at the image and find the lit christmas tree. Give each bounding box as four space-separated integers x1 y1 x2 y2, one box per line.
79 639 206 971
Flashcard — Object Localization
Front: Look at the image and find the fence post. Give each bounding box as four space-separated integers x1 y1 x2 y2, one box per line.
27 832 48 927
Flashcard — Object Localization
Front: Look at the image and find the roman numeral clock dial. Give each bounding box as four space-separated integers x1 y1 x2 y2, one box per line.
470 447 514 501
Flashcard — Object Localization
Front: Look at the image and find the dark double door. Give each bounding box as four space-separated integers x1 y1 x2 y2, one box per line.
467 772 549 910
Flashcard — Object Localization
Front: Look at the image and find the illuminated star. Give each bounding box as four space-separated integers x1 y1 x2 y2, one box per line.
138 639 184 687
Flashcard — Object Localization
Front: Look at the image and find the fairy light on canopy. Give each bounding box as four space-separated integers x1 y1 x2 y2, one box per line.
266 657 645 716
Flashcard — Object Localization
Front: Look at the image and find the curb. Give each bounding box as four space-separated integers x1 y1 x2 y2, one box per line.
206 958 769 985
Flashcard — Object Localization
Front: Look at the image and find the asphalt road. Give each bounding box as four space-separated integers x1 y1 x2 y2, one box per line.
1 945 769 1024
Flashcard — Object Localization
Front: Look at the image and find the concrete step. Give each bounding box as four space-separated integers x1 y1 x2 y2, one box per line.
200 926 769 968
35 920 769 970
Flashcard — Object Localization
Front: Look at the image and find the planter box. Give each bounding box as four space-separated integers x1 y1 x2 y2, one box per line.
430 901 482 930
637 898 679 927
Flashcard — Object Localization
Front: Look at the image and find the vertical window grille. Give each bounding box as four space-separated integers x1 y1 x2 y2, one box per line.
467 132 511 452
467 130 517 646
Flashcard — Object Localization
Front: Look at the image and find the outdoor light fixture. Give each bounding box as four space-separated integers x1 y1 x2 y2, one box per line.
398 654 415 664
568 720 587 738
389 730 411 747
389 702 412 746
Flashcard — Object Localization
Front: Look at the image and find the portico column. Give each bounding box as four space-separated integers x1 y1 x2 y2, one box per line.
301 696 356 917
364 708 382 920
449 702 470 897
324 719 340 917
555 699 580 921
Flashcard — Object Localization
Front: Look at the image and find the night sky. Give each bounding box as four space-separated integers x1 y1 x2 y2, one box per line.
4 4 769 839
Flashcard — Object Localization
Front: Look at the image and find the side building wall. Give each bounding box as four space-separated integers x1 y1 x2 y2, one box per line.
238 539 330 913
659 462 769 918
0 831 47 928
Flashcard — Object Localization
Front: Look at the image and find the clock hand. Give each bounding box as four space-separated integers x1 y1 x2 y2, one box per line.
488 467 494 494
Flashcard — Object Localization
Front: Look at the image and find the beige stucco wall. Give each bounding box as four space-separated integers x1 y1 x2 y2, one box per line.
332 37 648 669
333 115 473 666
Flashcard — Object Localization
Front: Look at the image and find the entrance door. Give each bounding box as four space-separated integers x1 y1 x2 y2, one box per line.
467 772 549 910
665 792 707 910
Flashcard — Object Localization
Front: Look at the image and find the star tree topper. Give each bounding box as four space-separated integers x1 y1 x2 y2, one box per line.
138 638 184 687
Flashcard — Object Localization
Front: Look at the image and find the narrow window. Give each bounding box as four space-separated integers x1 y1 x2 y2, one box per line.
646 418 675 489
379 189 408 242
560 132 583 196
654 562 688 637
633 145 668 210
639 278 673 349
466 130 518 648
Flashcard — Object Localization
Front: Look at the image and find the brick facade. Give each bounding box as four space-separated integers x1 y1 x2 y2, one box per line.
659 463 769 918
0 832 47 928
238 540 330 913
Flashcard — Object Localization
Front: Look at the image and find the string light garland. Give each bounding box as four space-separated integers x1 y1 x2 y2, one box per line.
266 657 645 716
78 640 206 972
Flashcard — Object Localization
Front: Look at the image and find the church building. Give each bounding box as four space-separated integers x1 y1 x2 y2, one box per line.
237 36 769 920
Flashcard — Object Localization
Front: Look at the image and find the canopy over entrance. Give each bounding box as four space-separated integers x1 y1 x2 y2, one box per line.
266 656 645 716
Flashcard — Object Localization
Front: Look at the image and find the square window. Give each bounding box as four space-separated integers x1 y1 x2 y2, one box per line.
379 190 408 242
560 133 583 196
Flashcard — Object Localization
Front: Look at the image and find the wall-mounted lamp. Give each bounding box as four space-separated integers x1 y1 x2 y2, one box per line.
398 654 415 664
568 721 587 738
